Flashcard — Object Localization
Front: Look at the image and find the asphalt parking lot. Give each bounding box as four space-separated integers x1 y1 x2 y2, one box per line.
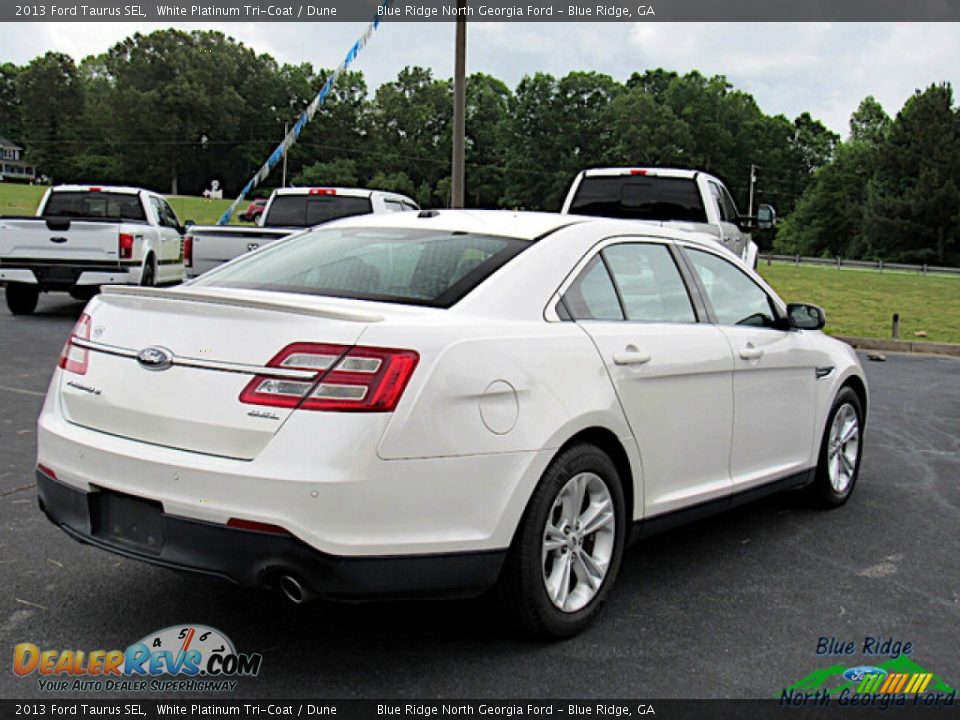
1 294 958 699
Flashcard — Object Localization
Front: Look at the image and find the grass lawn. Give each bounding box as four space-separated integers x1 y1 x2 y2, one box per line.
0 184 251 225
759 262 960 345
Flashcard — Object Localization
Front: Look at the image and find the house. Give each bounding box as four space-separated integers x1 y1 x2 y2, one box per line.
0 137 36 183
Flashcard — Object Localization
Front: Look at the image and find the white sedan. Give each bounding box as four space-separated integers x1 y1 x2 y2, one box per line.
37 211 867 637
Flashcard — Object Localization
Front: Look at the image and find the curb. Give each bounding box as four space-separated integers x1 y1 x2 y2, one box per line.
834 335 960 358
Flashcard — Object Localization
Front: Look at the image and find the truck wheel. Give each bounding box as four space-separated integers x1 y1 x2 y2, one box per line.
6 283 39 315
140 259 156 287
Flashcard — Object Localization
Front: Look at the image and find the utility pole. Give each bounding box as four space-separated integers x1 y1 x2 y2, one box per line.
748 164 757 216
282 122 289 188
450 0 467 208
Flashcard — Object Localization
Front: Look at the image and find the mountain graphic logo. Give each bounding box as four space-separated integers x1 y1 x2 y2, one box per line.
783 656 956 697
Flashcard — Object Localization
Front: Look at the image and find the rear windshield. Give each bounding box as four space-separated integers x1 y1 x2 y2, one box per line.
192 227 529 308
569 176 707 223
43 192 146 222
264 194 373 227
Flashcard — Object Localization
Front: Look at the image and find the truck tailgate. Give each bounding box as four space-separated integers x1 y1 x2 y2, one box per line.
0 218 124 263
187 226 294 277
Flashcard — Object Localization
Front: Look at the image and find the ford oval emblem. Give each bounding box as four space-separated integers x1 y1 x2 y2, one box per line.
137 346 174 372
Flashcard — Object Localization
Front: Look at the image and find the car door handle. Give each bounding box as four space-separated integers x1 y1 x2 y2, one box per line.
739 344 764 360
613 346 651 366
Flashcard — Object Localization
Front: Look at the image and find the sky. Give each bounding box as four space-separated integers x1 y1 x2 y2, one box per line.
2 22 959 136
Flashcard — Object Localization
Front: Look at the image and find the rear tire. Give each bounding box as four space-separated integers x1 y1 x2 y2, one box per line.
808 387 863 508
140 258 156 287
5 283 39 315
499 443 626 638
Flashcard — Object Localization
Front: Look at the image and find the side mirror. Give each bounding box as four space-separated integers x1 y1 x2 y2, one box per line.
756 204 776 229
184 219 195 229
787 303 826 331
737 204 777 233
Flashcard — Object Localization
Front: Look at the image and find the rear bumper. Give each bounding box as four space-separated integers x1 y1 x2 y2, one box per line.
0 261 138 289
37 470 506 600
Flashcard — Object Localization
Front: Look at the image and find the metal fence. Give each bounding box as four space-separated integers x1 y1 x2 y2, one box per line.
765 254 960 276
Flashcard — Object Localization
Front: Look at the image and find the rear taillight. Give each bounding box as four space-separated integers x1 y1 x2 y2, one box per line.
57 313 92 375
308 188 336 196
118 232 134 260
239 343 419 412
629 169 648 176
183 235 193 268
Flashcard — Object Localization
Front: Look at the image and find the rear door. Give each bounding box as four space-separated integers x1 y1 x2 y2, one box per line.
560 238 736 517
680 244 818 488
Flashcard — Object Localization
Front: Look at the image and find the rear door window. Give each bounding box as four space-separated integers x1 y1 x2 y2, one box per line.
603 244 696 323
569 176 707 223
193 227 529 308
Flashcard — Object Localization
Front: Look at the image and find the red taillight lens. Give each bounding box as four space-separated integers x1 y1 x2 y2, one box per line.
239 343 419 413
119 232 134 260
57 313 92 375
629 169 648 176
308 188 336 196
183 235 193 267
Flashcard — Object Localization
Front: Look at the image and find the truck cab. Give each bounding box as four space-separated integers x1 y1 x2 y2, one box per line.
561 168 774 268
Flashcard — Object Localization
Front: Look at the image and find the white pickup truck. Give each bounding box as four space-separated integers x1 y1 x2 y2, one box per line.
0 185 186 315
185 187 419 278
561 168 774 268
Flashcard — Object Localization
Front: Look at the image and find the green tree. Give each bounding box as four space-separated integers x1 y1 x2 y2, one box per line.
863 83 960 264
16 52 84 181
0 63 21 143
293 158 359 187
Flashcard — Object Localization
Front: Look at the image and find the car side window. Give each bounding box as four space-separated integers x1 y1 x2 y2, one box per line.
709 182 728 222
602 243 696 324
720 186 739 222
160 199 181 229
561 255 624 321
384 199 405 213
685 248 779 328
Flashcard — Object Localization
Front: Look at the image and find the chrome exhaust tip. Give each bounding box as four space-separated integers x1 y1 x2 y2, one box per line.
279 574 313 604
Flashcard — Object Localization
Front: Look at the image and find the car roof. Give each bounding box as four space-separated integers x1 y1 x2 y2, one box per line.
322 208 731 250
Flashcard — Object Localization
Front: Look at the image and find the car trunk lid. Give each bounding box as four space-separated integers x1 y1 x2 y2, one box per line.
58 286 382 460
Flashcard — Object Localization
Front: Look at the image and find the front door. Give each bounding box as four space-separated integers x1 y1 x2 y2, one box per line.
682 245 818 489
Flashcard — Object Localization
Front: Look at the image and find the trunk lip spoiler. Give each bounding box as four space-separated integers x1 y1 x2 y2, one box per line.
101 285 384 324
71 337 318 380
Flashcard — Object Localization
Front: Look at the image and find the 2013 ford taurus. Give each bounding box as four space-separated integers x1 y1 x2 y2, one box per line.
36 211 867 637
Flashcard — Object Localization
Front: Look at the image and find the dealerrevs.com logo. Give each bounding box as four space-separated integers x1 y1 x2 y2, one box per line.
13 625 262 692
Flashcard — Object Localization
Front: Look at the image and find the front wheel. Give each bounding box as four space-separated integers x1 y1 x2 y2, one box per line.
809 387 864 508
5 283 39 315
499 443 626 638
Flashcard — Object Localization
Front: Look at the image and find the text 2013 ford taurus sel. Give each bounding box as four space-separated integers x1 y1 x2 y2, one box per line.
36 210 867 637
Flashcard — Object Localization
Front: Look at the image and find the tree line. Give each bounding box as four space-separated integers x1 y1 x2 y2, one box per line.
0 29 956 264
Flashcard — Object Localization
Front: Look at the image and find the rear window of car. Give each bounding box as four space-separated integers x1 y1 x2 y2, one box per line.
43 192 146 222
569 176 707 223
264 195 373 227
192 227 530 308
